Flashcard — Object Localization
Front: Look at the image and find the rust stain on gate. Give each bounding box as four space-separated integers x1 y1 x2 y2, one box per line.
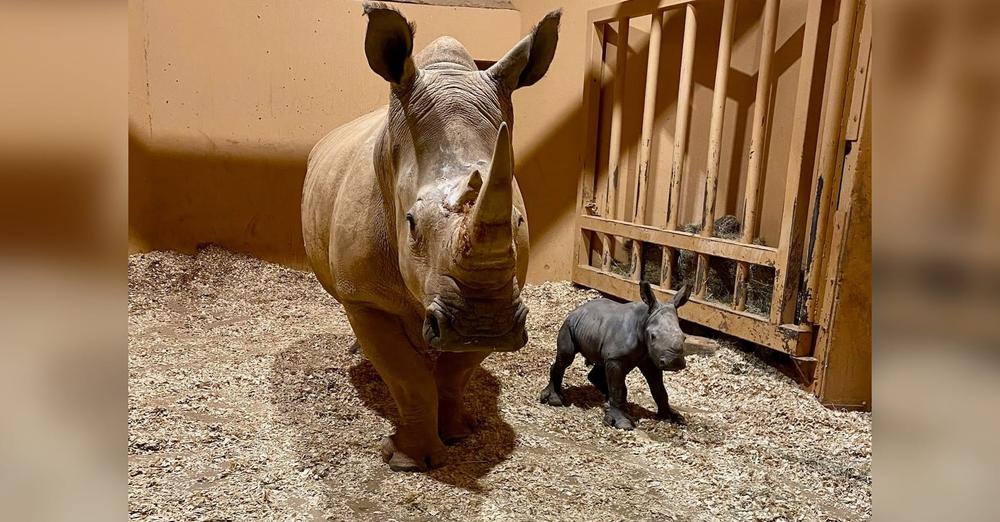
572 0 869 365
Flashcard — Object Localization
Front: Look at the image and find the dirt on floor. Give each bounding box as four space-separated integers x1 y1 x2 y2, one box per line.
128 248 871 521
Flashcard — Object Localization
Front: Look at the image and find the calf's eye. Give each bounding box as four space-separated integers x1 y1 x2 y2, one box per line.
406 212 416 233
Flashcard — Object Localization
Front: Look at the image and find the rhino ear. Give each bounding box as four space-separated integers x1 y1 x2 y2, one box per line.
363 2 416 86
488 9 560 90
639 281 659 312
670 284 691 308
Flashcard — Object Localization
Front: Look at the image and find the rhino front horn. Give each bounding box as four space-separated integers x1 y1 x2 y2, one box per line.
465 122 515 262
472 123 514 226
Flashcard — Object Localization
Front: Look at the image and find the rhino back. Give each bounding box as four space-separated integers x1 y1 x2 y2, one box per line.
567 299 644 362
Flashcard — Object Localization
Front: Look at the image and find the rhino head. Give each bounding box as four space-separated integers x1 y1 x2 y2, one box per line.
362 4 560 352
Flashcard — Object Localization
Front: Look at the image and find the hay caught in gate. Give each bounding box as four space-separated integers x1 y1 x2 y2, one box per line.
609 215 775 316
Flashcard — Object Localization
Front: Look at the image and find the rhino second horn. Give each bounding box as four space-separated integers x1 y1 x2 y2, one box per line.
446 169 483 211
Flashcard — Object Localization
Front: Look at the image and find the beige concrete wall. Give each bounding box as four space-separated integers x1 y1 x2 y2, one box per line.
129 0 520 269
130 0 827 282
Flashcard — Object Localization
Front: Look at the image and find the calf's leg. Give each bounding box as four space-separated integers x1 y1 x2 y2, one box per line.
639 359 685 424
603 360 635 430
539 322 575 406
346 307 446 471
587 364 609 395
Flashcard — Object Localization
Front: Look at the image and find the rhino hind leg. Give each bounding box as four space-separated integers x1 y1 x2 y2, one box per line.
603 361 635 430
346 307 447 471
434 351 489 444
587 364 609 396
539 322 575 407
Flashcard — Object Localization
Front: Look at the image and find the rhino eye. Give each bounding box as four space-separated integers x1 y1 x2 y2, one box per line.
405 212 416 233
650 333 657 341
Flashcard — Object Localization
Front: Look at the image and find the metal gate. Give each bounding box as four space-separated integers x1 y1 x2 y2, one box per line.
572 0 870 361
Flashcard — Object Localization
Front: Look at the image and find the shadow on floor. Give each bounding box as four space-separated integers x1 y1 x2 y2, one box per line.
560 383 659 422
348 358 516 492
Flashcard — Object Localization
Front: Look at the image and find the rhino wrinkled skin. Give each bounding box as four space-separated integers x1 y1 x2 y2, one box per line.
301 3 560 471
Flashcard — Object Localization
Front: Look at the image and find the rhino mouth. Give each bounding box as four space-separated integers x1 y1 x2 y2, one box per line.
422 297 528 352
656 357 687 372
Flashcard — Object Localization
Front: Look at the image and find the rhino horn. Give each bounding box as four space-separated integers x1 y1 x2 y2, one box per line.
464 123 514 266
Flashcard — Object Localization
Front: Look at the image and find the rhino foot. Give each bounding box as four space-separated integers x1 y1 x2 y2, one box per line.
657 407 686 425
379 435 446 472
603 408 635 430
539 383 566 407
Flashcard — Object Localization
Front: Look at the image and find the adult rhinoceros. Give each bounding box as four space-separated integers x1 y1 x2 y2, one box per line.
301 3 560 471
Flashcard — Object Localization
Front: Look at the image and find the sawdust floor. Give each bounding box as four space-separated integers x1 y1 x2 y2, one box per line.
128 248 871 521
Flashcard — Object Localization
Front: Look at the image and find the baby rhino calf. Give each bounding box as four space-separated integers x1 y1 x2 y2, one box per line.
539 282 691 430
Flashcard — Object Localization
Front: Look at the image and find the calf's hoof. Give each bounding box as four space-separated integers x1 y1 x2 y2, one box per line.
539 384 566 407
658 408 687 425
379 435 446 472
603 409 635 430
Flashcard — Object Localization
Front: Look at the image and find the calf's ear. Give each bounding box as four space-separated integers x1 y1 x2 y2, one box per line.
363 2 416 86
670 284 691 308
488 9 561 91
639 281 659 311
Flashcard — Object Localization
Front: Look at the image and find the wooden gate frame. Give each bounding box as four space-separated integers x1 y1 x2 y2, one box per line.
572 0 869 363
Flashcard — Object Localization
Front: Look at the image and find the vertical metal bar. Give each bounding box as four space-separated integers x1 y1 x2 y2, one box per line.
733 0 780 310
574 21 607 276
629 10 665 281
803 0 859 320
602 17 630 273
694 0 737 298
770 0 822 323
661 3 698 289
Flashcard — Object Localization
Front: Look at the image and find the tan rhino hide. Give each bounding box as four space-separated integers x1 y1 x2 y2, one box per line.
301 3 560 471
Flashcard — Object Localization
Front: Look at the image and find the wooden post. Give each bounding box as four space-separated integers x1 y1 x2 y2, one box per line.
574 21 608 275
694 0 737 298
661 3 698 289
770 0 823 324
733 0 780 310
813 30 870 407
602 18 630 272
630 10 665 281
803 0 859 321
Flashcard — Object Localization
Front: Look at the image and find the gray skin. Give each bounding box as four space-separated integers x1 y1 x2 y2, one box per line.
539 282 692 430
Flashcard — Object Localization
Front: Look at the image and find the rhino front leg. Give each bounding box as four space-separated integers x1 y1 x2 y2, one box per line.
639 359 685 424
346 308 446 472
435 351 489 444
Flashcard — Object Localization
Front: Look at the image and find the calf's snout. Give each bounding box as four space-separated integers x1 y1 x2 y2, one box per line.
658 356 686 372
